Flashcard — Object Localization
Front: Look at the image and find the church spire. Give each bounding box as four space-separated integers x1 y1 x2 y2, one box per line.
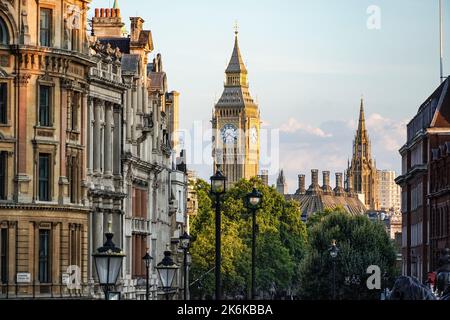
358 97 366 134
225 29 248 75
113 0 119 9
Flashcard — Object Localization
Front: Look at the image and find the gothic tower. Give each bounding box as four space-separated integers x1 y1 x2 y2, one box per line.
346 98 379 210
212 30 260 186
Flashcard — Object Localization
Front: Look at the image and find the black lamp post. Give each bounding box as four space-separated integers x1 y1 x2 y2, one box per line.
245 187 262 300
179 231 191 300
142 249 153 301
329 239 339 300
156 250 179 300
210 170 226 300
382 272 389 300
92 223 125 300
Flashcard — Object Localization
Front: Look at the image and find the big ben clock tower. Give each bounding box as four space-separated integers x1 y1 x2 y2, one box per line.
212 29 260 186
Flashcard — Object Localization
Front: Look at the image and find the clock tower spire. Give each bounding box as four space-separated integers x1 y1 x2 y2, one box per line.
212 28 260 187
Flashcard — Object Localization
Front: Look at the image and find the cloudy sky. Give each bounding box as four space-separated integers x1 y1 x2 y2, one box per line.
91 0 448 192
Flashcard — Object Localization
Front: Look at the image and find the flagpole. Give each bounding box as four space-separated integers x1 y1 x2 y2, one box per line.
440 0 444 83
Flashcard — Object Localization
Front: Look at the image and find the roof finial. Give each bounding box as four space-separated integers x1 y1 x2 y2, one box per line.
234 20 239 36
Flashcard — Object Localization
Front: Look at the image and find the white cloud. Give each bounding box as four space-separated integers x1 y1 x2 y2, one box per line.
279 117 333 138
276 114 406 193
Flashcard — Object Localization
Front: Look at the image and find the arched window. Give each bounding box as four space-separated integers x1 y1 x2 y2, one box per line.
0 17 9 45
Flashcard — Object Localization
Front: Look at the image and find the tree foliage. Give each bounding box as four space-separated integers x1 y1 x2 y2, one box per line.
299 209 398 300
189 178 307 299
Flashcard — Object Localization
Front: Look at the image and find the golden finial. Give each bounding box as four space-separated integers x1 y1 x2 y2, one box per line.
234 20 239 36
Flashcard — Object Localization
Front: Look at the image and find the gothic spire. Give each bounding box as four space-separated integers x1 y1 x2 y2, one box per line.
358 97 366 134
225 31 248 74
113 0 119 9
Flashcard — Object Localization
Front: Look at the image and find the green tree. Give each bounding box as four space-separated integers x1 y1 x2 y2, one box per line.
189 177 307 299
299 210 398 300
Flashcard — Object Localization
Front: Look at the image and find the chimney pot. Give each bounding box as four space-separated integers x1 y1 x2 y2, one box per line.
100 8 105 17
297 174 306 194
111 9 116 17
105 8 111 17
95 8 99 17
311 169 319 186
116 9 121 17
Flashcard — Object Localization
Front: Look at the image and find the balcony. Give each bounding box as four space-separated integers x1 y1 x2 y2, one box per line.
130 218 151 234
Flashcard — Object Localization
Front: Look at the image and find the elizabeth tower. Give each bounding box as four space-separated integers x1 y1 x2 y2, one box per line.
212 30 260 186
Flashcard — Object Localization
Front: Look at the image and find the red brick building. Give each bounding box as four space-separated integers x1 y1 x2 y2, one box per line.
396 79 450 282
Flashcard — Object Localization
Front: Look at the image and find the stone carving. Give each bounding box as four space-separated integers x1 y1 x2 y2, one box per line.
91 41 122 61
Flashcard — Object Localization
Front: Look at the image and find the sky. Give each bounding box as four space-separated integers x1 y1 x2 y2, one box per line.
91 0 449 192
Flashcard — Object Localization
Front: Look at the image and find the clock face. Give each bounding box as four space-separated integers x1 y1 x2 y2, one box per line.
250 126 258 144
221 124 238 145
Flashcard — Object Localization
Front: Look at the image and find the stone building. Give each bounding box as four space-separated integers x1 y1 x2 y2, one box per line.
86 38 128 295
91 4 188 300
212 30 260 187
285 170 366 221
377 170 401 213
396 78 450 282
0 0 94 298
276 170 288 195
346 99 379 210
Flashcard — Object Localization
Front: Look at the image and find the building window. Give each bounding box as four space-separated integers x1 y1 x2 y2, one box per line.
38 154 51 201
38 229 50 283
0 17 9 45
132 234 146 278
0 228 7 284
71 92 79 131
0 151 7 200
39 9 52 47
39 85 51 127
67 156 78 204
0 83 7 124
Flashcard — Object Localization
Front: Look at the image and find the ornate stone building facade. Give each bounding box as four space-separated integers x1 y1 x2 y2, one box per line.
346 99 379 210
91 5 188 300
0 0 93 298
212 31 260 187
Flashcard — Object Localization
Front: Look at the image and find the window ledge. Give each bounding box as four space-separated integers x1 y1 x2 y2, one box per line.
35 126 55 130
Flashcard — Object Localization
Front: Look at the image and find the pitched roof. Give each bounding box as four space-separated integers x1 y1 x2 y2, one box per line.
286 194 366 221
148 72 166 92
225 34 247 74
121 54 140 74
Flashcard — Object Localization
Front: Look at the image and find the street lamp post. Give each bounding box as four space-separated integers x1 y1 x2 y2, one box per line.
179 231 192 300
382 272 389 300
92 222 126 300
210 170 227 300
142 249 153 301
156 250 179 300
245 187 262 300
329 239 339 300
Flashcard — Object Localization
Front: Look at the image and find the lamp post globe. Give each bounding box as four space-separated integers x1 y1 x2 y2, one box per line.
92 228 125 300
179 232 191 250
329 239 339 300
210 170 226 195
156 250 179 300
246 187 262 209
245 187 263 300
210 169 227 301
142 250 153 301
179 232 192 300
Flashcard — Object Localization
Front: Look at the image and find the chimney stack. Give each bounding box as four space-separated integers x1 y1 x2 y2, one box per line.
307 169 322 195
92 6 125 38
322 171 332 194
296 174 306 195
130 17 145 42
334 173 345 196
